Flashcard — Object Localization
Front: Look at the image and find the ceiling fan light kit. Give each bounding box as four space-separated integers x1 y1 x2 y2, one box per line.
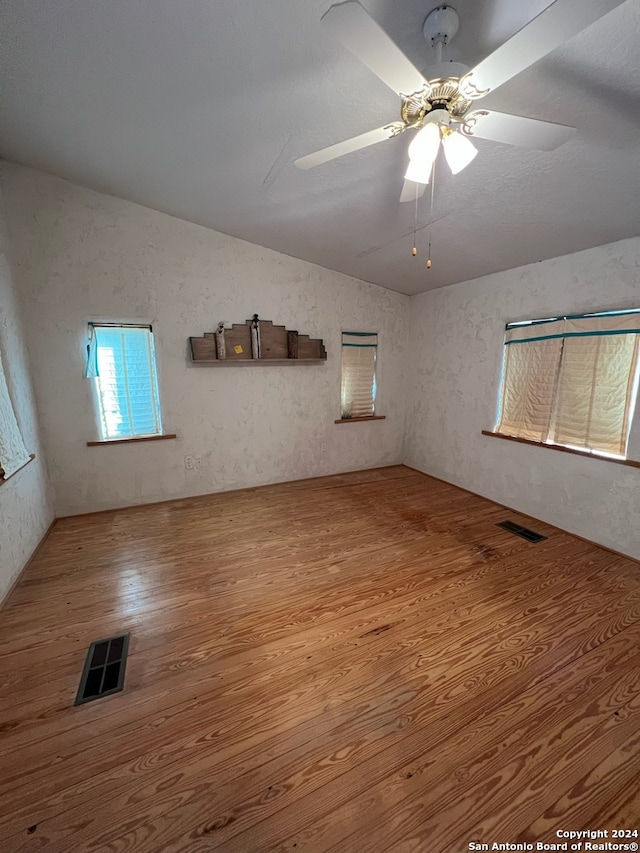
441 127 478 175
404 111 478 183
295 0 625 191
405 160 430 185
405 121 441 183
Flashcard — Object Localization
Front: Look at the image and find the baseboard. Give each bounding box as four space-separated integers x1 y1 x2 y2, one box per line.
0 517 57 610
402 464 640 567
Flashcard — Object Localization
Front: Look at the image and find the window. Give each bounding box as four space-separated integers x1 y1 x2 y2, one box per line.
88 324 163 440
340 332 377 418
496 310 640 457
0 348 31 480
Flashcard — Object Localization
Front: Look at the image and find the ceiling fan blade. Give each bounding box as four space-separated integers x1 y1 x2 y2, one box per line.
399 180 427 203
460 0 627 98
321 1 428 96
461 110 575 150
295 123 403 170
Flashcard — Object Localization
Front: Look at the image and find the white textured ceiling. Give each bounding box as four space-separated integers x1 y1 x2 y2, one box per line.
1 0 639 294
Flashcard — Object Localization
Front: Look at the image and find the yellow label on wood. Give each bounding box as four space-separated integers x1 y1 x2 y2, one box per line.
234 345 243 354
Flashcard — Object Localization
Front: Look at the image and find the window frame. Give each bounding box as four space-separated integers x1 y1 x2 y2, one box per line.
0 347 33 481
88 322 165 442
492 309 640 461
339 331 379 421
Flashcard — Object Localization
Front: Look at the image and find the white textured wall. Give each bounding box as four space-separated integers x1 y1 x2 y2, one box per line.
404 235 640 560
0 180 54 600
4 161 637 560
2 165 409 516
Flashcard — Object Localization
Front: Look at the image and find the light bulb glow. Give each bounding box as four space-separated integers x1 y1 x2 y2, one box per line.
404 160 431 184
404 122 440 184
407 122 440 166
442 129 478 175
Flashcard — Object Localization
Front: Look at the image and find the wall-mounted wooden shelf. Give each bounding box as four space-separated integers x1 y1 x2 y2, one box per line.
190 318 327 363
193 359 326 366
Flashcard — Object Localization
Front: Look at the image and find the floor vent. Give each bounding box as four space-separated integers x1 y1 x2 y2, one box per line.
75 633 130 705
496 520 547 543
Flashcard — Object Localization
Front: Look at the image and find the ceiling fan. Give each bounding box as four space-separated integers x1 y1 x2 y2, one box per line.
295 0 626 201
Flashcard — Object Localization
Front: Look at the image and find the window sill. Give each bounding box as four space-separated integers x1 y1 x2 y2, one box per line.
0 453 35 484
334 415 386 425
482 430 640 469
87 434 177 447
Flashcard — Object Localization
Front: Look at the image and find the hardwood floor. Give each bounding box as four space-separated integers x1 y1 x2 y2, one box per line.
1 465 639 852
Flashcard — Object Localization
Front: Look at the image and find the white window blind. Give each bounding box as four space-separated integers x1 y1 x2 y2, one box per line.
0 349 30 480
497 311 640 456
341 332 377 418
90 325 163 440
497 338 562 442
551 334 639 455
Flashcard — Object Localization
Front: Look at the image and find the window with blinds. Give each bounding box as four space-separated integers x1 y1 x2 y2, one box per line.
496 310 640 457
89 324 163 440
341 332 377 418
0 349 31 480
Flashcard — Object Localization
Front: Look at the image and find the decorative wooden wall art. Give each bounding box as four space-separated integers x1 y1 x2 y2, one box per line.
190 316 327 365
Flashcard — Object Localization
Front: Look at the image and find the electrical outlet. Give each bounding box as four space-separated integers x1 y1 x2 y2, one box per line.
320 442 327 453
184 455 194 470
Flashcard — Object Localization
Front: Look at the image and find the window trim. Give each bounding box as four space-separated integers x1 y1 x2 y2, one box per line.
340 330 380 420
88 321 166 442
87 434 177 447
482 430 640 469
0 453 35 483
494 308 640 458
334 415 386 424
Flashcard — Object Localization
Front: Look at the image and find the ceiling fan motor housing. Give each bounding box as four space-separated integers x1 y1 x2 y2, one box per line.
424 105 451 125
401 80 472 127
402 5 469 127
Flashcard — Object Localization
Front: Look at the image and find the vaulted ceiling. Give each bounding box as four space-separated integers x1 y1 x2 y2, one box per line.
1 0 639 294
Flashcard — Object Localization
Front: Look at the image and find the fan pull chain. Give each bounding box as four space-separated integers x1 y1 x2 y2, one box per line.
426 161 436 269
411 181 419 256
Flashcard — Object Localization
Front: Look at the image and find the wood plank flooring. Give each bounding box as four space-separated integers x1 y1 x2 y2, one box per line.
1 465 639 852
